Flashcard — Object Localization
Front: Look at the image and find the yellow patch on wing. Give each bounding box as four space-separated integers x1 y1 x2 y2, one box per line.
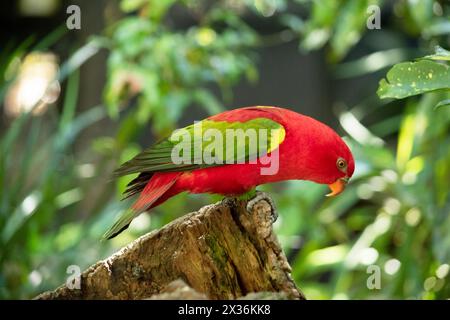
268 126 286 153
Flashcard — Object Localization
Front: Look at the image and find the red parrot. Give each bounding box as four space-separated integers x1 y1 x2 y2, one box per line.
103 106 354 239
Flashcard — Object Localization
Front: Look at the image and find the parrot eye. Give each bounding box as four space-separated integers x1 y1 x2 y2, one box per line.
336 158 347 172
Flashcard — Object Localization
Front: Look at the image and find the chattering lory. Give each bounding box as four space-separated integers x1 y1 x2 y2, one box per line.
103 106 355 239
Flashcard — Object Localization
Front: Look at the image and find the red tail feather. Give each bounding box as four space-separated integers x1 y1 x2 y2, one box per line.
132 172 181 212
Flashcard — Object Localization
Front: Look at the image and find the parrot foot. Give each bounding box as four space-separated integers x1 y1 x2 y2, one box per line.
221 196 238 208
246 191 278 223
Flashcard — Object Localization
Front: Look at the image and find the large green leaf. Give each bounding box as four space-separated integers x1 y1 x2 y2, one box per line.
377 60 450 99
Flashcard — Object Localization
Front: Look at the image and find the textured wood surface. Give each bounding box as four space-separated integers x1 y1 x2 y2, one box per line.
36 198 304 300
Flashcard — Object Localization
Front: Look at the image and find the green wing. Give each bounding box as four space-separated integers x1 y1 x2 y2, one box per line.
114 117 286 177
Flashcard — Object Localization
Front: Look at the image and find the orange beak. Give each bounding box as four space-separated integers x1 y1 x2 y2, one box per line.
326 177 349 197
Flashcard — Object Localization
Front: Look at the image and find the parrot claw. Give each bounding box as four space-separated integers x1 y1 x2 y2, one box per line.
221 196 237 207
246 191 278 223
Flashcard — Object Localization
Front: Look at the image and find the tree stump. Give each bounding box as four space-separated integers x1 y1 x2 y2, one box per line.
35 197 304 300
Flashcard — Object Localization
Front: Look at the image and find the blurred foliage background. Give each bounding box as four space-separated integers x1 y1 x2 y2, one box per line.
0 0 449 299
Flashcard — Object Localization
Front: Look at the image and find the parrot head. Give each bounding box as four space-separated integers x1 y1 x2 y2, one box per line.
315 131 354 197
325 152 354 197
293 116 355 197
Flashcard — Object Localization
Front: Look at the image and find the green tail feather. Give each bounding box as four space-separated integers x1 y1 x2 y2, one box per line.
102 209 139 240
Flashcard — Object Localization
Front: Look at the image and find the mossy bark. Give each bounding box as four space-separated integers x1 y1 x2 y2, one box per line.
36 198 304 300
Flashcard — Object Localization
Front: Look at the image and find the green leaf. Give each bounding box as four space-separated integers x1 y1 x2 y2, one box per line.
121 0 176 20
423 20 450 37
377 60 450 99
59 69 79 130
330 0 375 61
120 0 148 12
33 25 67 51
422 46 450 61
434 99 450 109
396 112 415 169
58 39 101 82
92 137 117 156
193 89 224 115
406 0 434 31
300 0 338 51
335 48 414 79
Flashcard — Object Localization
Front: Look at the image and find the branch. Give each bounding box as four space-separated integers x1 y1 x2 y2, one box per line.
36 198 305 300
